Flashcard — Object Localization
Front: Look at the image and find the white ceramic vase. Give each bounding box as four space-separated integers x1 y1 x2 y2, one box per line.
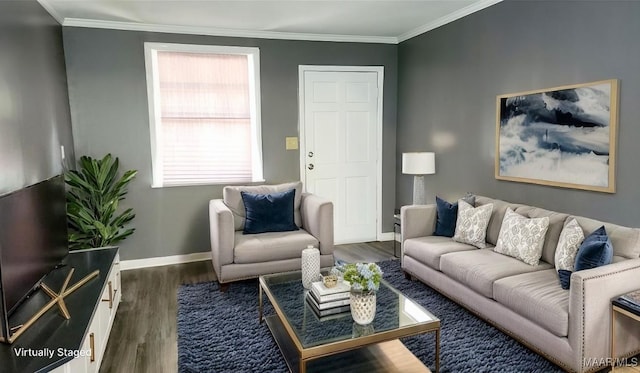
301 246 320 289
350 290 377 325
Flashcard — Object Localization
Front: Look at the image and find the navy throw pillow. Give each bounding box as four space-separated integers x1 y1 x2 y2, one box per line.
434 197 458 237
574 226 613 272
434 194 476 237
558 270 572 290
241 189 299 234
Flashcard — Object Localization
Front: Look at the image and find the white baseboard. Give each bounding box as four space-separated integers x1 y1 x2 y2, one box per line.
121 251 211 271
121 234 397 270
377 232 394 241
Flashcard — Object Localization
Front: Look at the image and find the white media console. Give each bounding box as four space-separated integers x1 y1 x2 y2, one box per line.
0 247 121 372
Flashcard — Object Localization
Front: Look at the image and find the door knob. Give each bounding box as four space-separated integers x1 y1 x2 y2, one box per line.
308 151 314 158
308 164 314 170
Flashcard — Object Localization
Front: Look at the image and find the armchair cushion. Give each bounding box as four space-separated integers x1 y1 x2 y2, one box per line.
224 181 302 230
241 189 299 234
233 230 318 264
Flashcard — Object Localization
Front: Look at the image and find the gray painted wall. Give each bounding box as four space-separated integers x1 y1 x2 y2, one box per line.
0 1 74 195
63 28 397 260
397 0 640 227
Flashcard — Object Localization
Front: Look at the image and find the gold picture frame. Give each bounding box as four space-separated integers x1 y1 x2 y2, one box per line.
495 79 619 193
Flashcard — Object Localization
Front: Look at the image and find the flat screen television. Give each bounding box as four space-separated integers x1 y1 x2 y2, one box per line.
0 175 69 339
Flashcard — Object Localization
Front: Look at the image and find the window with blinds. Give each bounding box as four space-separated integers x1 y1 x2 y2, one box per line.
144 44 263 187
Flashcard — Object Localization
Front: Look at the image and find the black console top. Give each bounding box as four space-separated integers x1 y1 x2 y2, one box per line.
0 247 118 372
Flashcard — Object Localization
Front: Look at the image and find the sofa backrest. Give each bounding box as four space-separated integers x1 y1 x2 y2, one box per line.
514 206 569 265
223 181 303 231
476 195 640 263
570 215 640 260
475 196 524 246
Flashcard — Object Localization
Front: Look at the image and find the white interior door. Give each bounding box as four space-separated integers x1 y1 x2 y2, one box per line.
301 69 381 244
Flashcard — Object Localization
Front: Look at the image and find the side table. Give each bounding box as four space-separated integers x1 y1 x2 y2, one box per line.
611 292 640 371
393 213 401 258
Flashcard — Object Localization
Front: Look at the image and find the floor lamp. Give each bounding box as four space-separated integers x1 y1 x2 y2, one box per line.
402 152 435 205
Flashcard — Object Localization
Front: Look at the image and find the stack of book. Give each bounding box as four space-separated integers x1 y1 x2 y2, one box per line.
614 289 640 316
305 280 351 319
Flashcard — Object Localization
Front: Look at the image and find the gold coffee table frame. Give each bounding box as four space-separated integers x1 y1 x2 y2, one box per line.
611 304 640 371
259 273 440 373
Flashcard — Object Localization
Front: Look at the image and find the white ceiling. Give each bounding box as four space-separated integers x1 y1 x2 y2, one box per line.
38 0 502 44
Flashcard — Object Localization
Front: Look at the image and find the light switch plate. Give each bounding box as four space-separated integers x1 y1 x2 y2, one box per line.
285 137 299 150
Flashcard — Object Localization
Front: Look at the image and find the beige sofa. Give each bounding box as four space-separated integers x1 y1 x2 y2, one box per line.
401 195 640 372
209 182 334 289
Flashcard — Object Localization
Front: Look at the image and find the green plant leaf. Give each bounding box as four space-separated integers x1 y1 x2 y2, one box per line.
111 228 135 244
111 208 135 227
65 170 93 192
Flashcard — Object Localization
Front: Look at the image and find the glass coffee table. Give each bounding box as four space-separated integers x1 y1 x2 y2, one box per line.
259 271 440 373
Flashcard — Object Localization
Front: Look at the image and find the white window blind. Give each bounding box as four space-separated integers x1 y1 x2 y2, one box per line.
145 44 263 187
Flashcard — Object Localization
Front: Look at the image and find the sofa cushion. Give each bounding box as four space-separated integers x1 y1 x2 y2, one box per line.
224 182 302 231
514 206 569 265
404 236 478 270
493 269 569 337
241 189 299 234
440 249 553 298
571 215 640 260
434 195 476 237
554 218 585 289
494 208 549 266
474 196 524 246
452 201 493 248
575 226 613 271
233 229 318 264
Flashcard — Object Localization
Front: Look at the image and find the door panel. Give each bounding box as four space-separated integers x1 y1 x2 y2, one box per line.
346 82 370 102
346 112 370 163
313 112 339 164
302 70 379 243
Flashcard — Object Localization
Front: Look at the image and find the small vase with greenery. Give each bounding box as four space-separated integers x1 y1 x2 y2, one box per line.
341 262 383 325
65 154 137 250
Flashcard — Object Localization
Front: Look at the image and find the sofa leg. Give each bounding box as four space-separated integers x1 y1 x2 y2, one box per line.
219 283 230 292
404 271 415 281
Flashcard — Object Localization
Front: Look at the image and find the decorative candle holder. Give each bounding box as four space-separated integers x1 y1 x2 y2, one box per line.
301 246 320 289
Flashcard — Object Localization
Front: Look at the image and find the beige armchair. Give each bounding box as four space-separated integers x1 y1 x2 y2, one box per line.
209 181 334 291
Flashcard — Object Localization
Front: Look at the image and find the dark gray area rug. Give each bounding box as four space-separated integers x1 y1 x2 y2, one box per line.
177 260 563 373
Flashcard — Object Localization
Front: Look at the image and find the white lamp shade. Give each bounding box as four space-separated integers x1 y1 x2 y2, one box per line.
402 152 435 175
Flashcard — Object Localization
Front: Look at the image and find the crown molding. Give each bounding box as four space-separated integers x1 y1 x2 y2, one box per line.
62 18 399 44
39 0 502 44
37 0 64 24
397 0 503 43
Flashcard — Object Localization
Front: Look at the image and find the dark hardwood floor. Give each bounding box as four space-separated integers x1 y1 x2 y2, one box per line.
99 241 396 372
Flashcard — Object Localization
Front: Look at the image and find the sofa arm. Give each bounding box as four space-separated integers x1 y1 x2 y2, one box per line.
301 193 334 255
400 204 437 241
568 258 640 370
209 199 235 278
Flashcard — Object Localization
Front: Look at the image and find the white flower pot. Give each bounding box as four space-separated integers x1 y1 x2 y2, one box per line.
350 290 376 325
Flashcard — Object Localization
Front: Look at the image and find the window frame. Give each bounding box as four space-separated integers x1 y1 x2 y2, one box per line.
143 42 263 188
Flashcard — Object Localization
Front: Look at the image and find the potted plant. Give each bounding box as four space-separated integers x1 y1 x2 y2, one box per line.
342 263 383 325
65 154 137 250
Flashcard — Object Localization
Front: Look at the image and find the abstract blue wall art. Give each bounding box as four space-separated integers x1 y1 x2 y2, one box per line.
495 79 619 193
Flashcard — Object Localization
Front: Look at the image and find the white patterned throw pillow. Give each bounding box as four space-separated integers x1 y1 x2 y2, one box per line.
452 200 493 248
494 208 549 266
554 218 585 271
